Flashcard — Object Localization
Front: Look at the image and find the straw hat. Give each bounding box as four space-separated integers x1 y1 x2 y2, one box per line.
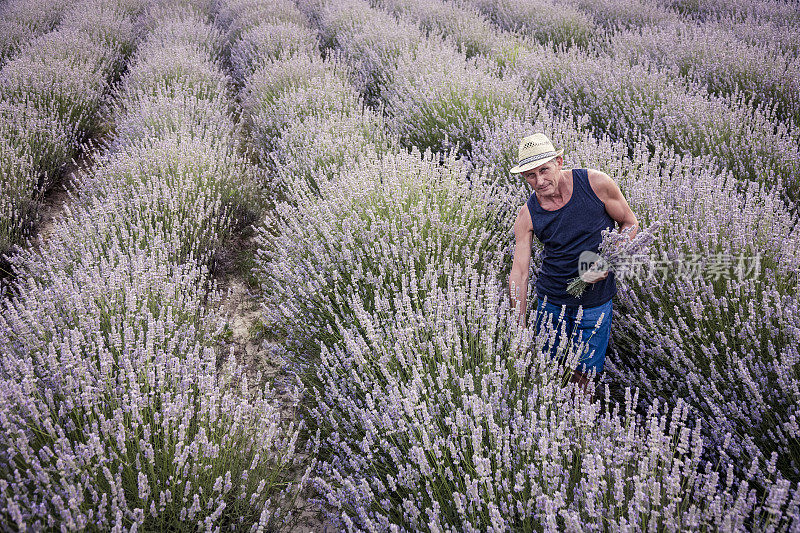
509 133 564 174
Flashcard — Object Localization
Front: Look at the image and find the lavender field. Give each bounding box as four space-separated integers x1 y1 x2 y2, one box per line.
0 0 799 530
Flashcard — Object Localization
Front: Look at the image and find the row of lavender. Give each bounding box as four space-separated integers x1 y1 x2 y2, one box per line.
492 0 800 125
363 0 799 202
240 0 800 529
655 0 800 27
0 0 137 259
371 0 800 481
221 0 389 195
454 0 800 203
213 0 399 529
495 0 800 56
0 0 75 65
478 0 799 110
0 1 303 529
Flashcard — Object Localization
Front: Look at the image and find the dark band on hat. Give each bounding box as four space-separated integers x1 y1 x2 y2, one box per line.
517 150 558 167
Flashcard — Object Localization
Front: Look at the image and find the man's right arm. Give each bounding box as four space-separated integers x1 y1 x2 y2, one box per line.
509 204 533 326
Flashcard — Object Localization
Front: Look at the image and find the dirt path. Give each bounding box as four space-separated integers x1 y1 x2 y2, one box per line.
213 227 335 532
33 166 76 247
0 150 92 296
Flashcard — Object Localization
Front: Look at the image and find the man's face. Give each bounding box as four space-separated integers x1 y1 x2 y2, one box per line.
521 158 562 197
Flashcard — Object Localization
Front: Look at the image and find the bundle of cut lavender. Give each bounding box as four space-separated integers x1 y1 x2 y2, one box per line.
567 221 662 298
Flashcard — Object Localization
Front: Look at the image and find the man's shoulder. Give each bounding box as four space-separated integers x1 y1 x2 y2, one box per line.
516 201 532 220
585 168 613 183
514 201 533 231
585 169 615 200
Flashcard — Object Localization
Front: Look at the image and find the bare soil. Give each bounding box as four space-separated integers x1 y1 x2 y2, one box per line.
0 151 90 295
31 138 106 254
214 227 336 532
33 170 74 247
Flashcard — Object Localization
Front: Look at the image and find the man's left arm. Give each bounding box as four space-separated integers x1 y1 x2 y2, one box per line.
588 170 638 238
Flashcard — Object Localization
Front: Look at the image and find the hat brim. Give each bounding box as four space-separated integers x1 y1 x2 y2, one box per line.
510 149 564 174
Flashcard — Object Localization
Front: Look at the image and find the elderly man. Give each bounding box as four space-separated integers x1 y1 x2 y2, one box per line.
508 133 638 387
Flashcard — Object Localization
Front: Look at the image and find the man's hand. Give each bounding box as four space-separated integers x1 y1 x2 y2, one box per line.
581 269 609 284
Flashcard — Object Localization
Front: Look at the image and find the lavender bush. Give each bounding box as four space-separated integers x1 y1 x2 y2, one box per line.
110 15 235 145
0 0 74 64
0 29 119 134
0 101 77 190
238 52 329 118
270 110 391 195
308 0 423 106
509 46 800 202
0 2 304 528
370 0 799 199
254 150 512 358
118 41 232 106
0 101 76 255
143 15 227 59
76 135 258 266
111 89 236 149
229 21 319 82
565 0 678 30
370 0 509 60
610 21 800 125
384 42 530 155
462 0 596 49
0 139 36 257
215 0 306 42
241 57 364 169
218 0 314 88
607 168 800 481
59 0 139 60
366 0 524 76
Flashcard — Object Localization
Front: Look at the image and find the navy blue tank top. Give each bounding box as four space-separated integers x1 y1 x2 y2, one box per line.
527 168 617 308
